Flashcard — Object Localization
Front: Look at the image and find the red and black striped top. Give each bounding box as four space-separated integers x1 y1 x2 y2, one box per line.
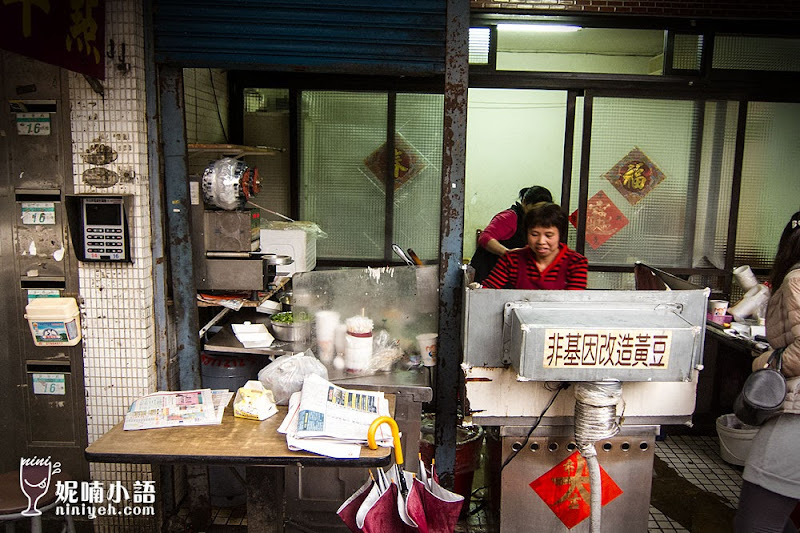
481 244 588 290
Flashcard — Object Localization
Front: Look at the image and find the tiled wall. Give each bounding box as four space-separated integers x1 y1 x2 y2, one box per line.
68 0 156 529
470 0 800 17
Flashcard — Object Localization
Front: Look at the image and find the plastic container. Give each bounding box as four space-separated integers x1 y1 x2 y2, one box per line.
200 353 262 507
420 416 484 517
200 353 262 391
716 413 759 466
260 226 317 275
25 297 81 346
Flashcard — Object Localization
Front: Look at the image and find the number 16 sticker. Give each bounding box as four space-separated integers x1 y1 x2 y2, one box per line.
16 113 51 136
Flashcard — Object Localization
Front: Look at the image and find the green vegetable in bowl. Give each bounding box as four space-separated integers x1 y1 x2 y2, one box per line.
271 311 310 324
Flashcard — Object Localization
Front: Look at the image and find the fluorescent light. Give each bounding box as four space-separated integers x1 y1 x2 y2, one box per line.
497 24 582 33
469 27 491 64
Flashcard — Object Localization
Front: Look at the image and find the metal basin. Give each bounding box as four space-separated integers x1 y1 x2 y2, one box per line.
270 313 311 342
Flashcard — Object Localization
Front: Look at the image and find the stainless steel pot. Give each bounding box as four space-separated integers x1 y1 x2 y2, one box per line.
270 317 311 342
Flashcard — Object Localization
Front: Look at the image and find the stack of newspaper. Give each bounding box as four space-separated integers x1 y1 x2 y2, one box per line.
123 389 234 431
278 374 393 459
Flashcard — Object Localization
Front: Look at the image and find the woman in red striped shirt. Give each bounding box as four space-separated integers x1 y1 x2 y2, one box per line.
481 203 588 290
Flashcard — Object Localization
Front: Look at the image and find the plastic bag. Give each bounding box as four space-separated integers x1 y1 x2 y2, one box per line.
367 330 404 373
258 350 328 405
263 220 328 240
234 380 278 420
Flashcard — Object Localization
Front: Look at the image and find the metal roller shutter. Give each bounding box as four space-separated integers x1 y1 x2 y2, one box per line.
153 0 446 75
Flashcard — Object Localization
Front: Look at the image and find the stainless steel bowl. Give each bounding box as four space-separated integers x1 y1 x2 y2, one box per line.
270 317 311 342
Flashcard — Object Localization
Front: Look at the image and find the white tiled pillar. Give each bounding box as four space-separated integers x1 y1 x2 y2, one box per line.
68 1 157 529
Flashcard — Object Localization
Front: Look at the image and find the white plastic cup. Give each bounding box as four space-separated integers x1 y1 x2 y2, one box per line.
315 311 340 363
416 333 438 367
708 300 729 317
733 265 759 292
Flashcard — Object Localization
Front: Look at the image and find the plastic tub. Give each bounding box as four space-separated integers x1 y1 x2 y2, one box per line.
716 413 759 466
25 297 81 346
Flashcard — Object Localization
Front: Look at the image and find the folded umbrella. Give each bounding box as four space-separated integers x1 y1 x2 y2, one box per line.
339 416 418 532
406 457 464 533
337 474 374 533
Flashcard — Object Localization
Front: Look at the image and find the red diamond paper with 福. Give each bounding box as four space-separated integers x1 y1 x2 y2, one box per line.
603 146 667 206
569 190 629 250
529 451 623 529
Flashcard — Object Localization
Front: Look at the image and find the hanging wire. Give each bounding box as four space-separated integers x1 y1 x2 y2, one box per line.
208 68 229 143
500 382 570 471
247 200 295 222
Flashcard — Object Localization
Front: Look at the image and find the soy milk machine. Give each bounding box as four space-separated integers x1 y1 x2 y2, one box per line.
189 158 292 291
461 272 709 532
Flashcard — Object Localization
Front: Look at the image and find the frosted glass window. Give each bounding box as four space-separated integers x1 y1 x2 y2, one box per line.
299 91 444 262
469 27 491 65
299 91 388 260
735 102 800 269
573 97 702 268
393 94 444 261
672 34 702 71
692 101 738 271
714 35 800 72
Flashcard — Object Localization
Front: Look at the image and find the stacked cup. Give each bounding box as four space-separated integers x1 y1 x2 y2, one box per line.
729 284 770 322
344 316 374 373
315 311 340 365
733 265 759 292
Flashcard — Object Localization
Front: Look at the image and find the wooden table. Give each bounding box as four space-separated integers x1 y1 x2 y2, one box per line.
85 400 394 532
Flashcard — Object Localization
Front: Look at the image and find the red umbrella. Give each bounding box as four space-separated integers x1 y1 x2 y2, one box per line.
337 476 373 533
365 417 464 533
405 456 465 533
338 416 416 533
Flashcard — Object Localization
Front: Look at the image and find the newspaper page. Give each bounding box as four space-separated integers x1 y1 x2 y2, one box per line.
278 391 365 458
277 375 393 458
211 390 234 424
294 374 393 443
123 389 221 430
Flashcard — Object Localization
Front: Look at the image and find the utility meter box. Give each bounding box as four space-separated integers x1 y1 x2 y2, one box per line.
506 300 703 382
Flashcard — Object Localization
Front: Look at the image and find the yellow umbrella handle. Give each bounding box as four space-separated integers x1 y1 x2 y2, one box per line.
367 416 404 466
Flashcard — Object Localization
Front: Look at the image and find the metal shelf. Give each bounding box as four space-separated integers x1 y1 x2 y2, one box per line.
188 143 283 158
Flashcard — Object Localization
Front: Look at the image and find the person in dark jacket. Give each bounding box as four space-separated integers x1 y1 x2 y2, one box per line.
469 185 553 283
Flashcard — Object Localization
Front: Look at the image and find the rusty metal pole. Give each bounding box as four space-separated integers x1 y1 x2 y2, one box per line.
434 0 469 489
159 66 201 391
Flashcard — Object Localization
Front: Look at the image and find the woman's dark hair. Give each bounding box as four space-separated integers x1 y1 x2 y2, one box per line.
518 186 553 206
770 211 800 290
524 202 568 239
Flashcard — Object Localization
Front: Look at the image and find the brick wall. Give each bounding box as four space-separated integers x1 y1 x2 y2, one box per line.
470 0 800 19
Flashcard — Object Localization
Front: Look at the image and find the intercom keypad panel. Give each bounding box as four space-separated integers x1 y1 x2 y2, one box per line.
81 197 128 261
